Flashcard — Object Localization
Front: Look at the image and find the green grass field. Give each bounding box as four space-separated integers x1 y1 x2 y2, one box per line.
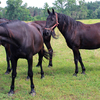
0 19 100 100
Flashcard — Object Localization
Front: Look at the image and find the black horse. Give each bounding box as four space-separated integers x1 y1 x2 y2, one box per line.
27 21 56 67
0 18 11 74
0 20 49 96
0 19 55 78
45 9 100 76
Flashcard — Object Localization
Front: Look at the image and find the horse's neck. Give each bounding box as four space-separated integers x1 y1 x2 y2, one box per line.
57 13 76 36
57 13 77 48
57 14 67 36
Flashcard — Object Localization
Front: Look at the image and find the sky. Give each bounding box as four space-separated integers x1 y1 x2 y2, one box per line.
0 0 100 8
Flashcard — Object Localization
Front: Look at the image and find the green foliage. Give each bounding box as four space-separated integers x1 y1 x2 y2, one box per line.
96 7 100 19
86 1 100 19
1 0 100 20
5 0 31 21
0 7 6 18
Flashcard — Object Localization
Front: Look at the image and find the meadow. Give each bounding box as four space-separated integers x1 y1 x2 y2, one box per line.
0 19 100 100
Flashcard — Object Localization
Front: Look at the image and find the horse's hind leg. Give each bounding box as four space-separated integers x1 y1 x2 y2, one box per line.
78 52 86 74
73 48 86 76
27 54 36 96
38 50 44 79
72 48 80 76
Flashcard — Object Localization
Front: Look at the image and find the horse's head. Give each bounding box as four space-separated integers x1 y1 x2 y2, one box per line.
45 9 59 36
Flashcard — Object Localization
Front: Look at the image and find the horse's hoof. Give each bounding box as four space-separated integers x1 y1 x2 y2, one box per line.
73 73 77 77
27 76 30 79
29 89 36 97
5 69 11 74
26 76 30 81
41 75 44 79
8 90 14 96
36 64 40 67
48 65 52 67
5 71 10 75
81 72 86 75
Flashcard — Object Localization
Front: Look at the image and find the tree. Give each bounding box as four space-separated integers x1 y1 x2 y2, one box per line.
42 2 49 20
85 1 100 19
53 0 67 14
66 0 77 18
0 7 6 18
6 0 31 20
76 0 88 19
96 7 100 19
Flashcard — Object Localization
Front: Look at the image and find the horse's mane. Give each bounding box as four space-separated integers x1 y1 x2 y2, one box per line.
57 13 82 32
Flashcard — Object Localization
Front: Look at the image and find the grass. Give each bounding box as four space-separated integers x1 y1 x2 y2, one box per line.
78 19 100 24
0 19 100 100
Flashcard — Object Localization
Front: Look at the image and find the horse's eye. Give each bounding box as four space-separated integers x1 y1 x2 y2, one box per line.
51 18 54 21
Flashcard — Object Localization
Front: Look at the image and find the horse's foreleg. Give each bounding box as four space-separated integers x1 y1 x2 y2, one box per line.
27 54 36 96
78 52 86 74
8 57 17 95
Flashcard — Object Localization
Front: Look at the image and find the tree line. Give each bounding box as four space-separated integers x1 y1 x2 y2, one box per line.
0 0 100 21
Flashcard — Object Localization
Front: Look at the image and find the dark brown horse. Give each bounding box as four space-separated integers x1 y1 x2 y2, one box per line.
0 19 55 78
0 18 11 74
27 21 56 67
45 9 100 76
0 20 49 96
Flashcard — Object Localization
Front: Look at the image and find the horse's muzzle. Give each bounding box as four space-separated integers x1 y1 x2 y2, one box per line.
44 29 51 36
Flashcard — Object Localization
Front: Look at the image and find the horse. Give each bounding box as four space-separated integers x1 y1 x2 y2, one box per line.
0 18 11 74
0 20 49 96
0 19 55 79
45 9 100 76
27 21 56 67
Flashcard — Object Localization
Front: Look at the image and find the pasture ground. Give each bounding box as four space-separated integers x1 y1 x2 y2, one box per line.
0 19 100 100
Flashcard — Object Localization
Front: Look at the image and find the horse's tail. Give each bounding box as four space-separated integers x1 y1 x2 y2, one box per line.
0 22 19 47
0 36 19 47
43 49 50 60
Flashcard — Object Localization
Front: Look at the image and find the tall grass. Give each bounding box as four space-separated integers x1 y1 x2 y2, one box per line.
0 19 100 100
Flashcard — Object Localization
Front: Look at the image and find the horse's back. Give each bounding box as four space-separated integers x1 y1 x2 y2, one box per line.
76 22 100 49
6 21 43 55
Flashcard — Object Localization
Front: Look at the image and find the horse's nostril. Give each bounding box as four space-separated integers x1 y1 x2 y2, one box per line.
46 32 49 35
46 30 49 34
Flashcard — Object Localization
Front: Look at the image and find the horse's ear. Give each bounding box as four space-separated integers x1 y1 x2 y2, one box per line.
52 8 55 15
47 9 51 15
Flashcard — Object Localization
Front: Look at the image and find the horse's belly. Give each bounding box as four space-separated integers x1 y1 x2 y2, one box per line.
33 38 43 54
80 43 100 49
